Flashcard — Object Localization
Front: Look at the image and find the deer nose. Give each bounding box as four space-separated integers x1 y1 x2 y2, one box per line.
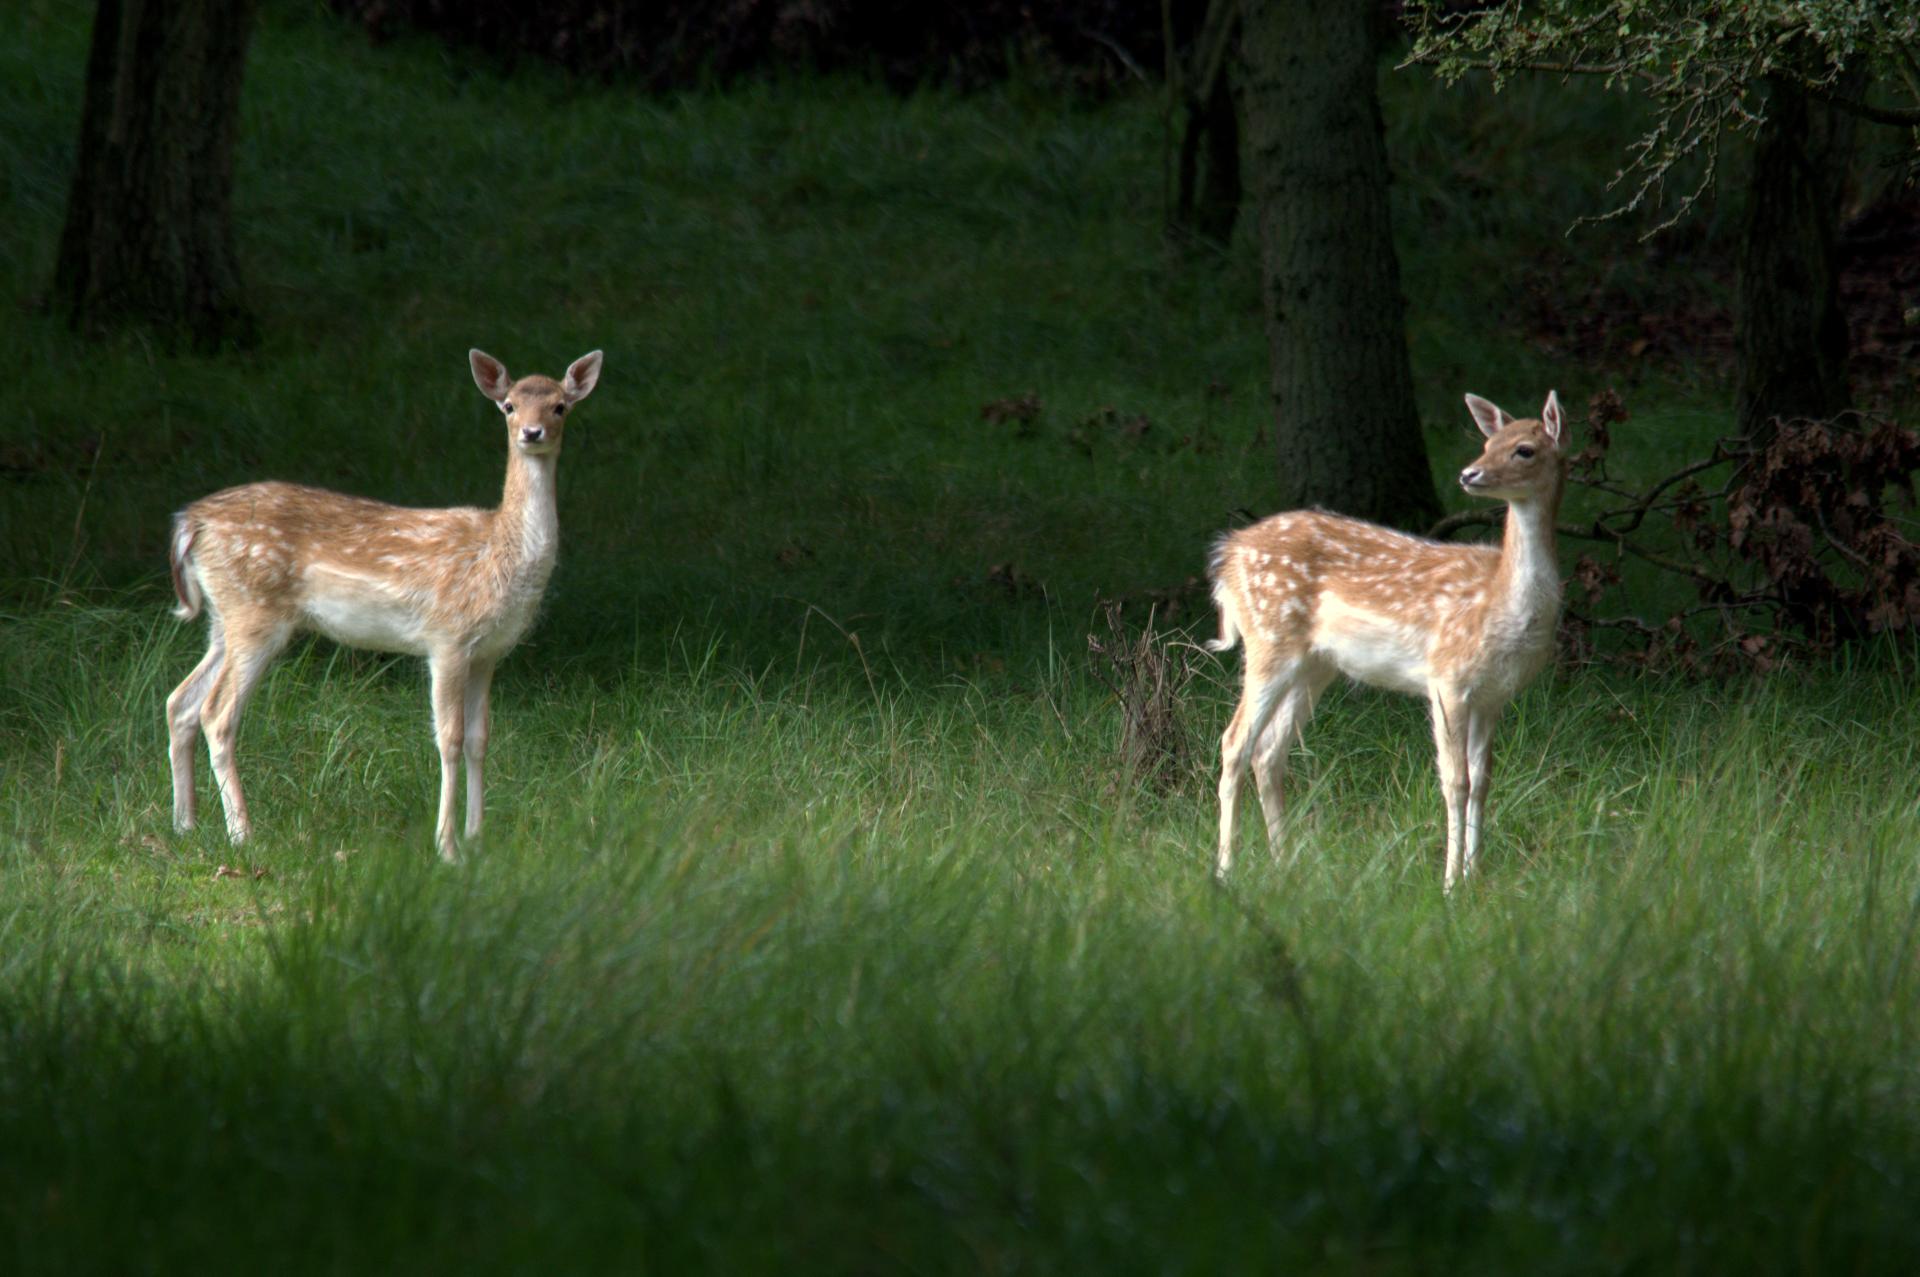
520 425 546 444
1459 467 1483 488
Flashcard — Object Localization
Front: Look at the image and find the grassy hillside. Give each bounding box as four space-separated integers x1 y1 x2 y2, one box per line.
4 1 1919 1272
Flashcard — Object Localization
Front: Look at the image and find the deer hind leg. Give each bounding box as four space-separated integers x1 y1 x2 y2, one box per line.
1462 706 1498 882
1217 658 1299 878
429 651 470 862
166 627 227 832
1429 687 1470 893
1251 660 1333 859
200 621 293 845
461 660 496 843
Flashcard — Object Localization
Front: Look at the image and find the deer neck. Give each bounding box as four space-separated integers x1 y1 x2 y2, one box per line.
1494 476 1562 623
491 448 560 574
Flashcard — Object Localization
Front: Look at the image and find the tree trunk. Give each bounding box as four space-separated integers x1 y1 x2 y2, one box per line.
1195 70 1241 245
52 0 258 347
1171 69 1241 246
1167 0 1241 248
1734 74 1858 442
1237 0 1437 527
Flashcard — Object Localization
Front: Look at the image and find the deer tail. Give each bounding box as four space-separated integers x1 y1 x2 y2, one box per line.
169 512 203 622
1204 535 1240 654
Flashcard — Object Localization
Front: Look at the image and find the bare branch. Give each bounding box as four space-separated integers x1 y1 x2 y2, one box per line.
1080 27 1151 86
1587 451 1745 537
1795 75 1920 126
1396 52 1626 78
1425 509 1500 540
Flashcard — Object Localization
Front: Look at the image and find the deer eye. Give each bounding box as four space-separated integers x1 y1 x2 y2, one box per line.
1514 445 1535 459
555 403 568 416
502 400 514 414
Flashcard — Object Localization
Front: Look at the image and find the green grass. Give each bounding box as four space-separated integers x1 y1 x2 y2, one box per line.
7 606 1920 1271
5 1 1920 1271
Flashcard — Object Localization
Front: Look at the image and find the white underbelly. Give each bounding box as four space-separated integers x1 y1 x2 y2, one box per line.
299 566 433 656
294 560 551 663
303 593 431 655
1312 595 1431 697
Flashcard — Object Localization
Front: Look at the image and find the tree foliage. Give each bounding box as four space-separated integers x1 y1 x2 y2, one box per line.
1406 1 1920 232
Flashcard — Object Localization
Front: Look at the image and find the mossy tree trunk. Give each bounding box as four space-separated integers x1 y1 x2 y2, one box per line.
1237 0 1437 528
1734 74 1859 443
53 0 258 347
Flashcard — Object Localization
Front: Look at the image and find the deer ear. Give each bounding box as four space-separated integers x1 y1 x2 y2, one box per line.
1541 390 1565 447
470 349 512 402
563 350 603 404
1464 393 1512 439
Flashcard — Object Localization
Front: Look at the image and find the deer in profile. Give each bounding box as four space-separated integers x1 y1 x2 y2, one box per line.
1208 391 1567 891
166 348 603 861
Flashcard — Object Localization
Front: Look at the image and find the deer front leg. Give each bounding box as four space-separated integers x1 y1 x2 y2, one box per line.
461 660 496 842
166 632 226 832
1429 688 1470 893
428 651 469 862
1463 706 1497 882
